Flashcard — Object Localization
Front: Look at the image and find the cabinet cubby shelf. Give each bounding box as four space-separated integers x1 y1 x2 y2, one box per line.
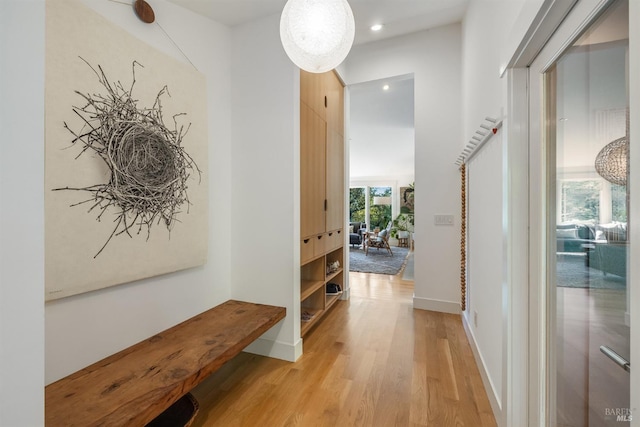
300 290 343 335
300 316 316 335
325 293 341 309
299 247 344 336
325 268 342 283
301 280 324 301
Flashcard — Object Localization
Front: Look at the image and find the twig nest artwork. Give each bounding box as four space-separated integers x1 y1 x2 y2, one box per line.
108 122 189 228
114 124 177 189
55 58 200 257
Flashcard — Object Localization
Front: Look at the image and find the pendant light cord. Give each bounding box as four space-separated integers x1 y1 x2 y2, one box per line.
106 0 198 71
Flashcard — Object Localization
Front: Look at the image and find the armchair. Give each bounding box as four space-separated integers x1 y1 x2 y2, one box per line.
364 222 393 256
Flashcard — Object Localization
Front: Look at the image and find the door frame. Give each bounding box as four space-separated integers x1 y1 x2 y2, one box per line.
505 0 639 425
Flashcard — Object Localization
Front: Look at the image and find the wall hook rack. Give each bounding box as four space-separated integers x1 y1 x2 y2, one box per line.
455 116 503 168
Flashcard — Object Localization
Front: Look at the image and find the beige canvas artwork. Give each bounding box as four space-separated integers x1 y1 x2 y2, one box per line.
45 0 208 300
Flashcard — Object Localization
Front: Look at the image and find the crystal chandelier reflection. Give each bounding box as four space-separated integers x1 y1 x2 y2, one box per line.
595 136 628 186
595 109 629 186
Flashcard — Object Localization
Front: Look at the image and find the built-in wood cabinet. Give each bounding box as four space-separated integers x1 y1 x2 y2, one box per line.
300 69 345 336
326 127 344 232
300 103 326 238
325 71 344 133
300 70 326 121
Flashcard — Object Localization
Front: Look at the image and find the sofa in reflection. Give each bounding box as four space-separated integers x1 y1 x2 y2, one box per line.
556 223 595 253
588 222 628 278
556 221 627 278
589 242 627 278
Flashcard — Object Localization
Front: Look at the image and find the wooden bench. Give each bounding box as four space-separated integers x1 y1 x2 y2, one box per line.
45 300 286 426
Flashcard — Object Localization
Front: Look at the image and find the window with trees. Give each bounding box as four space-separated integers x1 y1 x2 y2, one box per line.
560 180 600 222
369 187 391 229
349 186 392 230
559 179 627 223
349 187 365 223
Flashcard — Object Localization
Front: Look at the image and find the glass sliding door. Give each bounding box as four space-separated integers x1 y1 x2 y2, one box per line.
369 186 392 230
349 187 366 223
545 2 630 425
349 185 392 231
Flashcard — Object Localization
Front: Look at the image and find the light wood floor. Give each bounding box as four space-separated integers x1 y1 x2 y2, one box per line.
191 270 497 427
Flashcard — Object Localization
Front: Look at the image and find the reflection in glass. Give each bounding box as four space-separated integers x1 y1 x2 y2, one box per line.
550 2 630 426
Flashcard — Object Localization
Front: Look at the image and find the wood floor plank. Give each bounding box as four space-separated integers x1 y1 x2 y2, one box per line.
191 268 497 427
410 360 429 426
437 338 460 401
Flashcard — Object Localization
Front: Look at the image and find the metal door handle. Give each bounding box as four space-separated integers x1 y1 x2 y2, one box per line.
600 346 630 372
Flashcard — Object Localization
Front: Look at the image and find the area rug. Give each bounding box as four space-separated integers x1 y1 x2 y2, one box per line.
349 246 410 275
556 254 625 290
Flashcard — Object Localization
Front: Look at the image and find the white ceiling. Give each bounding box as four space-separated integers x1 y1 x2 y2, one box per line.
349 75 415 179
167 0 468 45
167 0 469 180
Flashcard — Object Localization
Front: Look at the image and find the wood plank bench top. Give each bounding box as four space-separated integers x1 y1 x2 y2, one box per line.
45 300 286 426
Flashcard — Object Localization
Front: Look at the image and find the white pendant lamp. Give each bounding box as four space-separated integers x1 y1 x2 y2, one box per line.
280 0 355 73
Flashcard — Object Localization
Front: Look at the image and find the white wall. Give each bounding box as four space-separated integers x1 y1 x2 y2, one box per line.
349 76 415 179
42 0 233 384
461 1 551 425
344 25 463 313
0 1 46 425
460 2 512 421
466 137 504 405
229 14 302 361
461 2 521 140
2 1 302 421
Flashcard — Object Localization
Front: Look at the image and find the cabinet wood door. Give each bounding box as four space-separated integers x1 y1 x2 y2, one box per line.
325 126 344 232
300 103 326 238
324 71 344 136
300 70 326 120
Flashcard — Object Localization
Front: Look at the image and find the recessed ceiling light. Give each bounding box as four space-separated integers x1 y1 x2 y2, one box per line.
382 84 390 91
370 24 383 32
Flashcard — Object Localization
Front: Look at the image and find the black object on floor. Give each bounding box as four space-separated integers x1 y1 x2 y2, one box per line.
146 393 199 427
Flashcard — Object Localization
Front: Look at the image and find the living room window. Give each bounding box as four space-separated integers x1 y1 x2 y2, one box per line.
348 185 392 230
558 178 627 224
611 183 627 222
349 187 366 223
369 186 392 230
559 179 600 223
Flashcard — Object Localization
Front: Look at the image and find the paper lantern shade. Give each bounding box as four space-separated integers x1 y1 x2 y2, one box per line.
280 0 355 73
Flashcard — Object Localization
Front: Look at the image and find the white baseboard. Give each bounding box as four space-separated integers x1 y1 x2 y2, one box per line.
461 313 503 426
412 295 460 314
243 337 303 362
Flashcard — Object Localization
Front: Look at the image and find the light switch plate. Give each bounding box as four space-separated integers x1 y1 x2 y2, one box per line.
434 214 454 226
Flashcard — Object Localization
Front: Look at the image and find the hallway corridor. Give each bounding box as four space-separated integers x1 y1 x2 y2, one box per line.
191 271 496 426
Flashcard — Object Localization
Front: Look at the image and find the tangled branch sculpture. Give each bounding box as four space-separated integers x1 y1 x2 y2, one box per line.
54 58 200 257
